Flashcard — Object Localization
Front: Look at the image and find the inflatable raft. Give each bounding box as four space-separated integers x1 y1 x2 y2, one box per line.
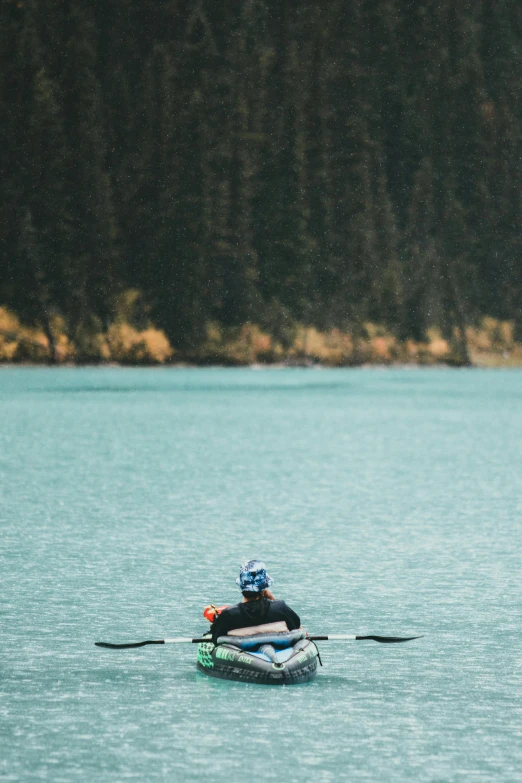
197 628 319 685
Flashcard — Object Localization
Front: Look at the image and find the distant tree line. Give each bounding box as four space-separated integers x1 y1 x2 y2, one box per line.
1 0 521 360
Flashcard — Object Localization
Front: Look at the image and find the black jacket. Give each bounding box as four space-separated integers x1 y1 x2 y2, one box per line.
211 598 300 644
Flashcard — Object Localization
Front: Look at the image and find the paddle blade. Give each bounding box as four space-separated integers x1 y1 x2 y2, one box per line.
355 635 423 643
95 640 164 649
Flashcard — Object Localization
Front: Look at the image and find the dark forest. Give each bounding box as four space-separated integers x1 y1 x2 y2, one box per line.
1 0 521 362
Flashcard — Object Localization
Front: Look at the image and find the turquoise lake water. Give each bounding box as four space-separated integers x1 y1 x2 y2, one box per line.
1 367 521 782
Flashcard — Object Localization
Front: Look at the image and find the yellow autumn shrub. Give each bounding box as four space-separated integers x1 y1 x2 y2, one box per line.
107 323 172 363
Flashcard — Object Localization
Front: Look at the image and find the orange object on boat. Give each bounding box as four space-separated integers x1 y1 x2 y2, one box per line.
203 604 229 623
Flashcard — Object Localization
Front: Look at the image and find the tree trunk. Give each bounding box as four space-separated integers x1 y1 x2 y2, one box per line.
40 310 58 363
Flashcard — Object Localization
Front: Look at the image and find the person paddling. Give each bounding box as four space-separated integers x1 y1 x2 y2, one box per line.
210 560 301 644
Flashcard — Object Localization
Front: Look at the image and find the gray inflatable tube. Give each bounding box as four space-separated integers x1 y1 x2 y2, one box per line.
197 631 319 685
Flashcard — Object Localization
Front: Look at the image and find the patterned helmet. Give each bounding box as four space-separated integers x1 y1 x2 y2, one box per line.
236 560 273 592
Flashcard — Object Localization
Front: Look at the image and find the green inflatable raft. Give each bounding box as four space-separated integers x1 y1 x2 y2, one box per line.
197 629 319 685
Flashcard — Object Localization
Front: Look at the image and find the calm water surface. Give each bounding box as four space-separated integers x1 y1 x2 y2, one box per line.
1 368 521 782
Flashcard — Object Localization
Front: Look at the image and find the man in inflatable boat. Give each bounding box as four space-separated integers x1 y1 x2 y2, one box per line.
205 560 303 655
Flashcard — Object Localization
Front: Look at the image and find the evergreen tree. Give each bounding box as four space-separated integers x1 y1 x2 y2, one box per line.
61 5 120 348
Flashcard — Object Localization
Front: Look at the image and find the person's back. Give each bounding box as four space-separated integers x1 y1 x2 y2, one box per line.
210 560 301 644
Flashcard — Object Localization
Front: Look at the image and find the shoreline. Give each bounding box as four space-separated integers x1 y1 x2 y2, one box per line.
2 353 522 370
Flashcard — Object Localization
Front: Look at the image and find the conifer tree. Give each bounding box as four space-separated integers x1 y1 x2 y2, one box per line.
61 5 119 348
2 0 72 358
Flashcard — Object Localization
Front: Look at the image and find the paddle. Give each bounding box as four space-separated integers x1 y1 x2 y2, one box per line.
310 634 422 643
95 633 422 649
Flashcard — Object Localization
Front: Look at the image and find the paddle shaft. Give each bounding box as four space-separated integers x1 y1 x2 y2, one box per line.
95 633 421 649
